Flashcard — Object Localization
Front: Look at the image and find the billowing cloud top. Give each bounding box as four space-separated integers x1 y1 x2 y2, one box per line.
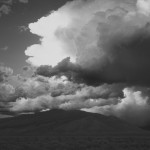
2 0 150 127
25 0 150 86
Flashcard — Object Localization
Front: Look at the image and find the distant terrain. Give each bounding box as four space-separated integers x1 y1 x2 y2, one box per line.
0 110 150 150
0 109 146 136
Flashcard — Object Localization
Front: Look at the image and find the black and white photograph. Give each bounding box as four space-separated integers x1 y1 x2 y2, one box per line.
1 0 150 149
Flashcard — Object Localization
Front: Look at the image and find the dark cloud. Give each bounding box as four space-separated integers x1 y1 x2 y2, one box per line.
23 66 30 71
74 10 150 86
35 22 150 87
84 87 150 126
90 22 150 86
35 57 116 85
35 57 85 83
2 0 150 127
22 0 150 126
19 25 28 32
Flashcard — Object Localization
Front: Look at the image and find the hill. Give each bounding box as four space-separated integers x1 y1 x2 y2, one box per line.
0 109 147 136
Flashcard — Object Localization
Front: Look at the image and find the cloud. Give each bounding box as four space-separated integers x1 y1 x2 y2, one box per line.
0 0 29 17
0 114 12 119
19 25 28 32
0 0 29 4
9 77 124 113
2 0 150 127
137 0 150 15
0 0 13 5
25 0 132 67
22 66 31 71
11 78 150 126
0 83 15 102
35 57 86 84
0 65 13 82
18 0 28 3
83 87 150 126
0 5 11 16
0 71 149 126
14 75 80 98
24 0 150 86
1 46 8 51
0 65 16 116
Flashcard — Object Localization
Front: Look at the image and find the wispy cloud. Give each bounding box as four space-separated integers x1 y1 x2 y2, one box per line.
0 0 29 17
0 5 11 16
19 25 28 32
19 0 28 4
1 46 8 51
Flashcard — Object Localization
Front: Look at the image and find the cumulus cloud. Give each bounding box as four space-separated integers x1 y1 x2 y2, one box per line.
9 76 124 114
2 0 150 127
0 71 149 126
0 83 15 101
0 65 13 82
24 0 150 86
83 87 150 126
137 0 150 15
0 65 15 117
14 75 80 98
10 77 150 126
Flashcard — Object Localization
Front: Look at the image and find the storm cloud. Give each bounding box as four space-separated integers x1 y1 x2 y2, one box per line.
2 0 150 127
24 0 150 86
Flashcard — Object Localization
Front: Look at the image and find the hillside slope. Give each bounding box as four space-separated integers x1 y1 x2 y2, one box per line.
0 109 147 136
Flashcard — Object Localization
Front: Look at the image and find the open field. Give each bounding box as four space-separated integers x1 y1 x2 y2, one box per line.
0 135 150 150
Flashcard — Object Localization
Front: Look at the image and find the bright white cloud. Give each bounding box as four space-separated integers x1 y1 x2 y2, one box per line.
25 11 76 66
137 0 150 15
25 0 150 68
25 0 120 66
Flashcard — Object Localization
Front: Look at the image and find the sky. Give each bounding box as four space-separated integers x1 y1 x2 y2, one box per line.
1 0 150 127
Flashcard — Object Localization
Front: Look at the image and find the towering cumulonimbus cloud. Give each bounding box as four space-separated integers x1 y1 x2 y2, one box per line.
25 0 150 86
2 0 150 126
25 0 135 67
